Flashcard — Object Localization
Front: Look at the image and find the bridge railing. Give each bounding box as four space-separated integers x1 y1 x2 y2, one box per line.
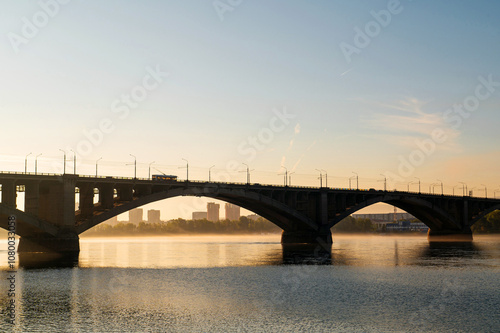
1 171 498 200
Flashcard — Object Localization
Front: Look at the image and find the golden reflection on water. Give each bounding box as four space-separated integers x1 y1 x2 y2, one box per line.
0 234 498 269
79 235 284 268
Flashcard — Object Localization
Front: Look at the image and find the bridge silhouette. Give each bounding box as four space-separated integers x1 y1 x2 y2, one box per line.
1 172 499 253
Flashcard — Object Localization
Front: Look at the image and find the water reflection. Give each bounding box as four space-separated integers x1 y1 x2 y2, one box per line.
18 252 79 269
281 244 331 264
1 235 498 270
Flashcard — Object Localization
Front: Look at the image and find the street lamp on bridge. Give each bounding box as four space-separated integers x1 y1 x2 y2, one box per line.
59 149 66 174
321 169 328 188
25 152 32 174
96 157 102 177
279 166 288 186
430 183 440 194
181 158 189 182
209 165 215 182
459 182 467 196
315 169 323 188
352 172 358 190
288 172 295 186
129 154 137 179
148 161 155 180
436 179 443 195
349 175 355 189
70 149 76 174
379 174 387 191
242 163 252 184
35 153 42 175
481 184 487 198
414 177 421 193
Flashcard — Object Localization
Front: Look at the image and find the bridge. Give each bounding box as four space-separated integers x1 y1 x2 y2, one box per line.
1 172 499 253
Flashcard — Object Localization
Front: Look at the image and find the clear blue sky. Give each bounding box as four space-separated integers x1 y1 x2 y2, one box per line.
1 1 499 218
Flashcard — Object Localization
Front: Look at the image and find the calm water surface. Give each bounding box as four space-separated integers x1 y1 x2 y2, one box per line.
0 234 499 332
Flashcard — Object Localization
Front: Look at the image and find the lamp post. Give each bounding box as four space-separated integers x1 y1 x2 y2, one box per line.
129 154 137 179
288 172 295 186
59 149 66 174
352 172 358 190
459 182 467 196
379 174 387 191
407 181 413 192
430 183 439 194
96 157 102 177
148 161 155 180
209 165 215 182
321 169 328 188
70 149 76 174
414 177 421 193
35 153 42 175
279 166 288 186
25 152 32 174
481 184 487 198
242 163 251 184
182 158 189 182
315 169 323 188
452 185 458 196
437 179 443 195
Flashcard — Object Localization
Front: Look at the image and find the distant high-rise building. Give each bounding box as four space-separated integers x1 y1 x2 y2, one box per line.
129 208 143 225
192 212 207 220
148 209 161 223
207 202 220 222
225 203 240 221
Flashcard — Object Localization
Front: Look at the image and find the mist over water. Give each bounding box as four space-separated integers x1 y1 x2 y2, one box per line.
0 235 499 332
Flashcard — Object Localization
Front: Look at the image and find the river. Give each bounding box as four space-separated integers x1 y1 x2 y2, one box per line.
0 234 499 332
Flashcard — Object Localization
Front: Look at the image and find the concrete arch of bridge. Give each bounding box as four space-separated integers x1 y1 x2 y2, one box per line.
327 194 462 232
0 204 59 237
470 203 500 226
76 186 317 235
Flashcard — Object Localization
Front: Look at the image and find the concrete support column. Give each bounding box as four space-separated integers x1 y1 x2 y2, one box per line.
99 183 114 209
1 180 17 208
62 176 76 227
427 228 473 241
320 191 328 225
18 232 80 253
24 181 40 216
281 229 332 245
79 184 95 218
37 177 76 227
117 185 133 202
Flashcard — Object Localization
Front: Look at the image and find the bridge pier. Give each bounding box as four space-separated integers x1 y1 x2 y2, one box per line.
18 230 80 253
281 229 333 246
427 228 473 242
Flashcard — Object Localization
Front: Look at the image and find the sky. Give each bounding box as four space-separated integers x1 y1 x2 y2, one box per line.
1 0 500 220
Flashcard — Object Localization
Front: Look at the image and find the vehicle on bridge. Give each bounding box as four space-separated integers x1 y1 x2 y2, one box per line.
152 174 178 182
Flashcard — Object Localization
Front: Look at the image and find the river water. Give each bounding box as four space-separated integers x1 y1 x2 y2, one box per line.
0 234 499 332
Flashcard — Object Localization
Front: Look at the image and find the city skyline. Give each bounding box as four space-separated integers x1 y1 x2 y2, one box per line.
1 1 499 219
